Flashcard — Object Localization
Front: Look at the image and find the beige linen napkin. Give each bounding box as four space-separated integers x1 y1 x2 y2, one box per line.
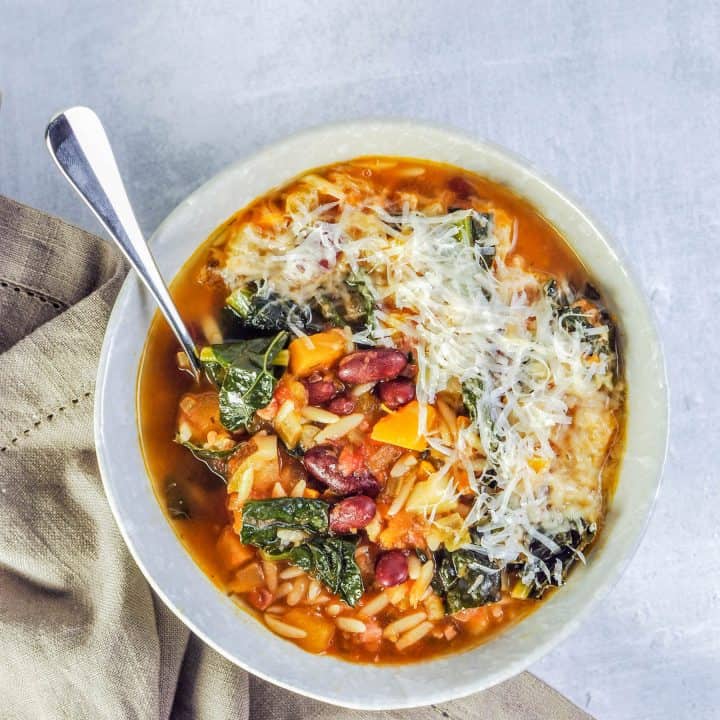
0 195 592 720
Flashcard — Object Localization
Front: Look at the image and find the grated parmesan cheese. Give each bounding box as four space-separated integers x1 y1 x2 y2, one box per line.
216 172 620 569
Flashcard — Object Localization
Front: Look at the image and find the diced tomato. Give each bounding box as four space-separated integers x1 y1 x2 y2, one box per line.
338 443 365 476
247 587 273 611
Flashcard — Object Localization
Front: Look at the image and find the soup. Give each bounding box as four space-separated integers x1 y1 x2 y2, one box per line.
138 157 625 663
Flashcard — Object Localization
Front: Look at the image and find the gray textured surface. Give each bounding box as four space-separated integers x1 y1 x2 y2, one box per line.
0 2 717 718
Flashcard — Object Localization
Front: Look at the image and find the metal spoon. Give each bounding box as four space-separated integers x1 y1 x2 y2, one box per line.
45 106 201 377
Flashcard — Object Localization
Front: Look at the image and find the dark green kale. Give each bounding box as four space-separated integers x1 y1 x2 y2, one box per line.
240 497 330 550
287 537 363 606
165 478 190 519
226 286 317 335
431 543 501 614
174 438 239 479
200 331 288 432
520 520 596 598
344 271 376 333
454 211 495 269
544 280 615 364
461 376 503 457
240 497 364 606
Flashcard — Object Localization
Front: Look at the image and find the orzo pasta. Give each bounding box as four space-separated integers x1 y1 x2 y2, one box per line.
138 157 625 663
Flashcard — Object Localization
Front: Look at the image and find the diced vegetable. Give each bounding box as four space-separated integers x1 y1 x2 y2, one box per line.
216 526 255 571
425 512 470 551
281 608 336 653
370 400 436 451
273 400 304 450
405 471 457 515
511 580 531 599
288 329 347 377
227 562 265 593
176 392 225 441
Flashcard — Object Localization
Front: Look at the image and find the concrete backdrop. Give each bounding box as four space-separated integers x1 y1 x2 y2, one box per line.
1 2 718 718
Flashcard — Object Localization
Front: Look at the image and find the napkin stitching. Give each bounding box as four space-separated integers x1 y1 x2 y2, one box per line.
0 277 68 309
0 390 93 452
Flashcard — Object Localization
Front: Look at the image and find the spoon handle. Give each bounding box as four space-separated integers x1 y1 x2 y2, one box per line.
45 106 201 377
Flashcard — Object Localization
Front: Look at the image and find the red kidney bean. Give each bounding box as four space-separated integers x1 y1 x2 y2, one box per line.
337 349 408 384
376 378 415 409
375 550 409 587
329 495 376 534
303 444 341 484
303 445 380 497
303 379 337 405
343 468 380 498
325 394 356 415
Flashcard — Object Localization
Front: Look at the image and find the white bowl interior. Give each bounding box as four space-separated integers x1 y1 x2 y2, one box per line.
95 121 668 710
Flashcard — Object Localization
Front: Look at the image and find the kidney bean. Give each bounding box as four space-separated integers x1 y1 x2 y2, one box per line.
325 394 356 415
344 468 380 498
375 550 409 587
303 379 337 405
303 444 341 484
303 445 380 497
376 378 415 409
337 349 408 384
329 495 376 534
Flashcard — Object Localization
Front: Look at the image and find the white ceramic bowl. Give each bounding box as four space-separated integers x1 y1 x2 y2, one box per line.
95 121 668 710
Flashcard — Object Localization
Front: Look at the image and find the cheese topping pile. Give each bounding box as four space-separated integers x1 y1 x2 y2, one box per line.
216 170 621 572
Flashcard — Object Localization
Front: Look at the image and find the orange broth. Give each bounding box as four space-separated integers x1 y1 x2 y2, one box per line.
137 157 623 663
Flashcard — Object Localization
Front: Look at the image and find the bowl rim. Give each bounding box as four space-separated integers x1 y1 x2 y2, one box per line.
94 119 669 710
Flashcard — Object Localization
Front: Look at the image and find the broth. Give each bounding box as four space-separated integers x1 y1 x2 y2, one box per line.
137 157 624 663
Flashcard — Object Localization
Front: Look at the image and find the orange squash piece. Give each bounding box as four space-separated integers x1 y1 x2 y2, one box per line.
227 562 264 594
216 525 255 571
288 329 347 377
370 400 436 451
282 608 336 654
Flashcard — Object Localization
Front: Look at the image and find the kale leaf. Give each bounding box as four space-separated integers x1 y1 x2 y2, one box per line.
462 376 503 458
200 332 288 432
174 438 238 479
432 544 501 614
226 286 318 335
520 520 596 598
345 271 376 334
227 273 376 340
240 498 364 606
240 497 330 550
165 478 190 519
454 211 495 269
289 537 363 606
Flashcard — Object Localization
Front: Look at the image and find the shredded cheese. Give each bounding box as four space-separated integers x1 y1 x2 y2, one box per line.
216 171 620 569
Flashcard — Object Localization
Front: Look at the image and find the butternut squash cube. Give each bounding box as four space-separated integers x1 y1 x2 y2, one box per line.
370 401 436 451
288 329 347 377
281 608 336 653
